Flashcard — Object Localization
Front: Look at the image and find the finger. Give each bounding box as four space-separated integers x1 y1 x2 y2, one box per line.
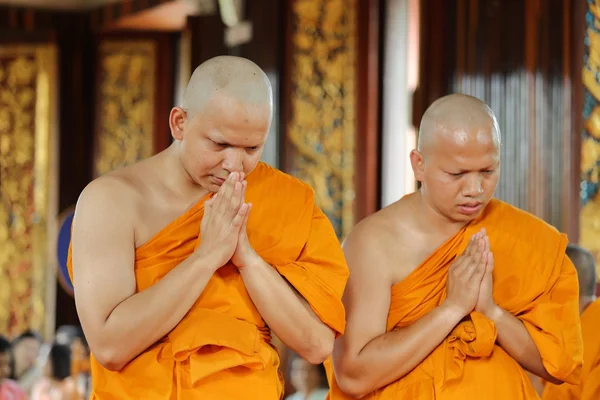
464 232 480 257
241 202 251 230
215 172 236 214
465 237 485 279
227 181 243 218
231 203 251 229
221 173 240 215
487 251 494 273
240 180 247 208
475 244 488 277
483 231 490 252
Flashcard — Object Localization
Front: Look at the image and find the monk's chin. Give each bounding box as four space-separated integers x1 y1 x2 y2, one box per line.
451 207 484 222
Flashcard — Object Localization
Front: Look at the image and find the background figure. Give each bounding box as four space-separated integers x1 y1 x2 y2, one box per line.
540 244 599 400
286 355 329 400
10 330 43 394
31 343 80 400
0 335 26 400
54 326 82 348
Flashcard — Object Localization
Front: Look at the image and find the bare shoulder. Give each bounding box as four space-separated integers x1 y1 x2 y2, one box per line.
75 167 142 220
343 197 416 285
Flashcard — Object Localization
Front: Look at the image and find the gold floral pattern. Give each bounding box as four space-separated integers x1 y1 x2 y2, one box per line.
94 41 156 177
0 46 55 337
581 1 600 280
287 0 356 239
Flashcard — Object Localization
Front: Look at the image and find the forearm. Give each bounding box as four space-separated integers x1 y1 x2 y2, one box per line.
239 259 333 364
489 305 561 384
338 303 464 397
95 251 220 369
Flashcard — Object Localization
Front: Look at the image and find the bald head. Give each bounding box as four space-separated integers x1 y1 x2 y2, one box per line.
418 94 501 155
182 56 273 119
566 244 597 298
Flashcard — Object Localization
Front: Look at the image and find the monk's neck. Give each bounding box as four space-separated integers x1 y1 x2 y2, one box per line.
154 146 211 200
412 191 469 237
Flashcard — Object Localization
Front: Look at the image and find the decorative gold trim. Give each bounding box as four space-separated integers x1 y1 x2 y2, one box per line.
287 0 357 239
0 44 58 338
94 40 156 177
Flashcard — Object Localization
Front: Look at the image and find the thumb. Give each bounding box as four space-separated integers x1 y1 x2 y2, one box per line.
241 203 252 231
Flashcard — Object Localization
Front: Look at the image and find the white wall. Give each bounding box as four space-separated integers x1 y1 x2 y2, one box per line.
381 0 418 207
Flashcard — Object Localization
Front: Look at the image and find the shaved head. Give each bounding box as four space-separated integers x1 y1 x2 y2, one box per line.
418 94 501 155
169 56 273 192
182 55 273 120
410 94 502 223
566 244 597 298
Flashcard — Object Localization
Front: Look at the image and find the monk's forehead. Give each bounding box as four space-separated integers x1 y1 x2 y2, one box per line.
441 122 495 142
202 92 271 119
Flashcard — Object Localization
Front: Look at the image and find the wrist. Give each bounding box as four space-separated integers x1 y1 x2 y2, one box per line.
192 247 226 273
440 301 469 323
238 253 266 273
482 304 503 322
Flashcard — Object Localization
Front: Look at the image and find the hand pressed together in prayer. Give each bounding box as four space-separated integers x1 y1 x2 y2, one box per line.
445 228 497 319
199 171 260 269
475 230 502 319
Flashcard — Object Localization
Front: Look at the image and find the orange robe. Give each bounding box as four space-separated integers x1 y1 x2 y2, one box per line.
542 299 600 400
68 162 349 399
325 199 583 399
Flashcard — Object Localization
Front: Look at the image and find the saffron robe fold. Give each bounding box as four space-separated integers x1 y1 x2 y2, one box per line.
325 199 583 399
542 298 600 400
68 162 349 399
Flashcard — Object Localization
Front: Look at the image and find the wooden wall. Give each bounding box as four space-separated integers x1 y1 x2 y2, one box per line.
414 0 584 240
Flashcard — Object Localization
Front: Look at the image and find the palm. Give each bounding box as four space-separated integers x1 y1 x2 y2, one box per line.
475 255 494 314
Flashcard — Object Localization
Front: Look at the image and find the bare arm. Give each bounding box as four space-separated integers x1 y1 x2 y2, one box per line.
332 227 487 398
486 305 561 384
239 258 335 364
73 174 247 371
72 179 221 371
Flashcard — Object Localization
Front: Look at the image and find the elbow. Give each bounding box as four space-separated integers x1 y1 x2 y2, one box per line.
93 346 127 372
301 339 333 365
546 376 564 386
302 329 335 365
336 373 371 399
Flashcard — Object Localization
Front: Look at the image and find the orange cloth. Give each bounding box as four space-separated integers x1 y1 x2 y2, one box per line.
68 162 349 399
325 199 583 399
542 299 600 400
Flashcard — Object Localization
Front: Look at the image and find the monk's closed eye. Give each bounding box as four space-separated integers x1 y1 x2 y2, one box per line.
213 141 228 149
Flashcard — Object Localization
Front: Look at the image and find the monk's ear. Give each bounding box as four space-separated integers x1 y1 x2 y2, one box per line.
169 107 187 141
410 149 425 182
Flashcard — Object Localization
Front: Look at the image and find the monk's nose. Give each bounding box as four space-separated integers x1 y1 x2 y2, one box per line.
222 148 244 173
462 174 483 197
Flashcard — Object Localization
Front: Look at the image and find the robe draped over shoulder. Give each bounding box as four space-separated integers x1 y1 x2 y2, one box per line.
68 162 349 399
325 199 582 400
542 298 600 400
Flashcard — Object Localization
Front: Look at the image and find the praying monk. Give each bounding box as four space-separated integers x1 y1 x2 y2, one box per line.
325 94 583 399
68 56 349 399
541 245 600 400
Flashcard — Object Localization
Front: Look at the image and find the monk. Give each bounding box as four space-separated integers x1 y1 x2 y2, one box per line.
325 94 583 399
68 56 349 399
541 245 599 400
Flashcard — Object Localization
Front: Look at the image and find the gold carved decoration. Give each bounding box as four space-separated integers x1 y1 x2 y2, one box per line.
0 45 57 337
287 0 357 239
581 2 600 281
94 40 156 177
